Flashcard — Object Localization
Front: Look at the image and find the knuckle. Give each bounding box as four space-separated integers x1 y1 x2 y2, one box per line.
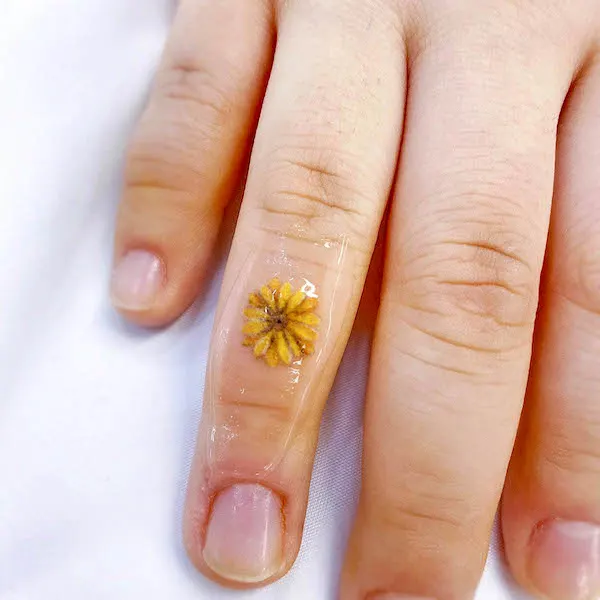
392 214 540 354
155 62 237 126
125 66 240 189
211 396 301 457
375 502 463 542
433 241 536 328
125 64 242 197
423 0 575 53
257 146 379 246
214 394 297 429
280 0 404 32
370 472 475 540
124 143 202 202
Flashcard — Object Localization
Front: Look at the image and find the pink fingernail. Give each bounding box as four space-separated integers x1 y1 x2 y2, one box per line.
529 520 600 600
203 484 283 583
111 250 164 310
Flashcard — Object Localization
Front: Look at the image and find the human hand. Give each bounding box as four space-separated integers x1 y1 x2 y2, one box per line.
110 1 600 598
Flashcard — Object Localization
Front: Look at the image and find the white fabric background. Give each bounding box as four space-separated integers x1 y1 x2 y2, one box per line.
0 1 532 598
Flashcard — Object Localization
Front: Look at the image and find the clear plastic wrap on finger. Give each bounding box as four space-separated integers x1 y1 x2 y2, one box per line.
202 232 354 477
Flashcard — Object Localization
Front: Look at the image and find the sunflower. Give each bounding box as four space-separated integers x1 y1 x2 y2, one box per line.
242 278 320 367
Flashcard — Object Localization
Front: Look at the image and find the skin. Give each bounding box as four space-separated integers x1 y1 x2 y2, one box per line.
111 0 600 598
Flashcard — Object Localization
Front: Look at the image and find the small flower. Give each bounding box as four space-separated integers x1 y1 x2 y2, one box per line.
242 278 320 367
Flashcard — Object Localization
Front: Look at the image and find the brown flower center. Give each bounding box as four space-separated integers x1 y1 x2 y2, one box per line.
271 312 287 329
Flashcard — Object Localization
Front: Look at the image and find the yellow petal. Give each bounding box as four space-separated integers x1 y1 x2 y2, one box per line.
268 277 281 290
277 282 292 311
294 296 318 313
243 320 270 336
286 290 306 313
284 330 302 358
253 332 273 357
275 331 291 365
260 285 276 309
287 322 317 342
244 307 269 320
288 312 320 327
265 345 279 367
248 293 265 307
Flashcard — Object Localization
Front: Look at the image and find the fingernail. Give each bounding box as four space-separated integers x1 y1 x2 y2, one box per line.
111 250 164 310
529 520 600 600
203 483 283 583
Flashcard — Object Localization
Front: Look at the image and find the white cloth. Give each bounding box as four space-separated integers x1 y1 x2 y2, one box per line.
0 2 531 598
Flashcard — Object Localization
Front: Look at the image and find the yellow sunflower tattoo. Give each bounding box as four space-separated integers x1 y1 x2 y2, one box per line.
242 278 320 367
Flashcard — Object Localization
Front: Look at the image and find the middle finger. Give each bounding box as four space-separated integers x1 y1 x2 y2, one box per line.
183 0 406 587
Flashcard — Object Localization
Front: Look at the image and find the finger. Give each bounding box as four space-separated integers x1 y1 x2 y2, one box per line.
502 54 600 600
182 0 406 587
111 0 274 326
341 5 581 599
